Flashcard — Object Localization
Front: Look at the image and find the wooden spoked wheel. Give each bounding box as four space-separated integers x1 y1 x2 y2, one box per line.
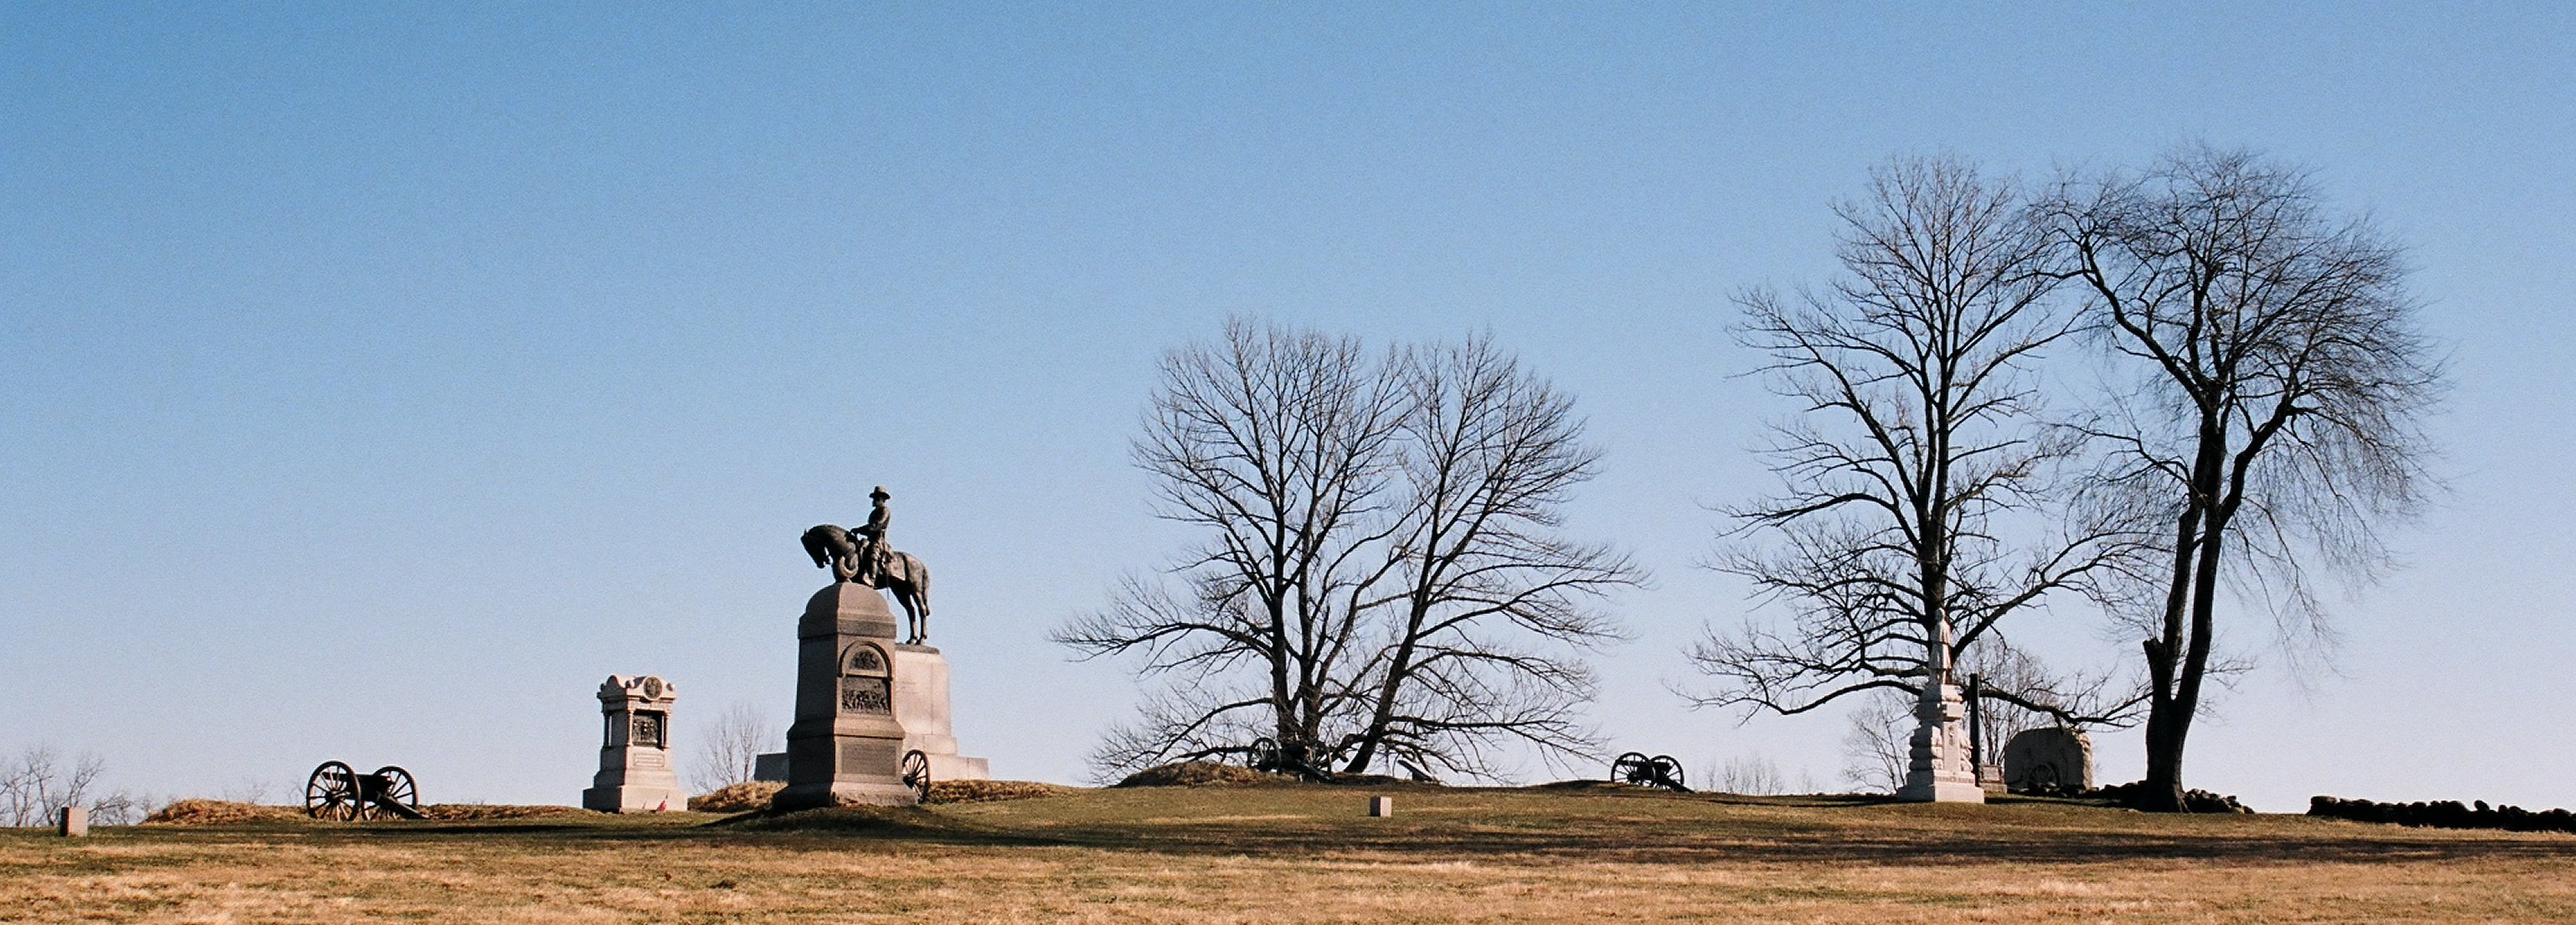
900 750 931 804
1611 752 1653 785
363 766 419 819
1247 736 1280 773
1649 755 1687 791
306 761 359 820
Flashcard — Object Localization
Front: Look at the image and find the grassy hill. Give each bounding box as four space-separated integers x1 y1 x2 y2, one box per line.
6 782 2573 922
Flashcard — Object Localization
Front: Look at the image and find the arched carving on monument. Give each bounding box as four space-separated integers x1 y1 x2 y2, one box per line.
838 641 893 716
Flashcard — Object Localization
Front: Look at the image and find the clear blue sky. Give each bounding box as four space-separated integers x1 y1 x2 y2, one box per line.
4 3 2570 812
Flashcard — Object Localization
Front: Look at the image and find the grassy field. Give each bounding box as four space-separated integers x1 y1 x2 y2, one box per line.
6 782 2574 923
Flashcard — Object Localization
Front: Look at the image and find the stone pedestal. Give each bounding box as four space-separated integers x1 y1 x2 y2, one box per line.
582 674 688 812
1897 681 1986 803
773 583 918 809
891 644 991 781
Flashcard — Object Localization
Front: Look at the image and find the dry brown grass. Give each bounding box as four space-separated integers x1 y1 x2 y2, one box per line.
140 800 304 826
930 779 1078 804
12 784 2576 922
689 782 786 814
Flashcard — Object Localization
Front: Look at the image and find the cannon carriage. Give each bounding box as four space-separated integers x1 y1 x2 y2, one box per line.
304 761 424 820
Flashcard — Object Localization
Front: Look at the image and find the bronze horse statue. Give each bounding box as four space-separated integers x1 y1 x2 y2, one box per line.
801 525 934 643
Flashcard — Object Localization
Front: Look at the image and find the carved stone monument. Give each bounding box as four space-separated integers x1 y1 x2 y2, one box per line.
2002 726 2094 793
1896 680 1986 803
581 674 688 812
771 582 922 809
775 488 987 809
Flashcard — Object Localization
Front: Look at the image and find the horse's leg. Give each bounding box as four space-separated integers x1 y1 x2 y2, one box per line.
899 583 925 644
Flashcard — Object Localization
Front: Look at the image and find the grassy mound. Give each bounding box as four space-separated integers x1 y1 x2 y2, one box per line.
691 782 785 813
143 799 306 825
1113 761 1270 788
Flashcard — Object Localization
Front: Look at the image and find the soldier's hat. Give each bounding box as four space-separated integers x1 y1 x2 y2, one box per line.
870 486 890 500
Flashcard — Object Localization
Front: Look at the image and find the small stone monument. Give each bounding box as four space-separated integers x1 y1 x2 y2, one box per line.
772 582 921 809
581 674 688 813
2002 727 2094 793
58 806 87 837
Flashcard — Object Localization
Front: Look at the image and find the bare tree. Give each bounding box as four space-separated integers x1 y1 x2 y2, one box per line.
1058 318 1409 778
1 745 144 827
1060 321 1638 782
1838 690 1914 794
2044 146 2442 812
1337 335 1642 778
1687 155 2141 800
689 702 778 793
1708 754 1813 795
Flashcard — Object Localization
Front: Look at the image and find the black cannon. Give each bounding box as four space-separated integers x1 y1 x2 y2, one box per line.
1611 752 1690 793
305 762 424 820
1245 736 1336 783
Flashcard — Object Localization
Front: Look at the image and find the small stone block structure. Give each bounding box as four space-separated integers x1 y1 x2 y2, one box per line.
773 583 920 809
753 752 787 783
892 644 991 781
2002 727 2094 792
58 806 86 837
582 674 688 813
1368 796 1394 818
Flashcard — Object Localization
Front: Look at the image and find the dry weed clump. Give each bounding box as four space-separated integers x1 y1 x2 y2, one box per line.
141 799 304 825
1113 761 1270 788
930 779 1078 803
689 781 785 813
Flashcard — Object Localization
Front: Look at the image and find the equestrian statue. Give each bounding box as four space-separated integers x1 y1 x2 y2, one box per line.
802 485 935 644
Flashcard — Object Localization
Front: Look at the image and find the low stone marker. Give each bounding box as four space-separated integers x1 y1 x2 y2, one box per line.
58 806 86 837
2002 726 2094 793
1368 796 1394 818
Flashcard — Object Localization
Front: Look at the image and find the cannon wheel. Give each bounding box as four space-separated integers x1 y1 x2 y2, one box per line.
901 750 931 804
1650 755 1688 792
2023 762 2061 793
1248 737 1280 773
306 761 358 821
367 766 420 819
1611 752 1652 786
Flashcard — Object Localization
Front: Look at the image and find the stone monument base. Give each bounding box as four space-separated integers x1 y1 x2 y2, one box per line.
583 781 688 813
892 644 990 782
774 583 920 810
771 779 922 809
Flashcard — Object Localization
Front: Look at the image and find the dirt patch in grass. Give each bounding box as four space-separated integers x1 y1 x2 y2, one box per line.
724 804 968 835
417 804 604 821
